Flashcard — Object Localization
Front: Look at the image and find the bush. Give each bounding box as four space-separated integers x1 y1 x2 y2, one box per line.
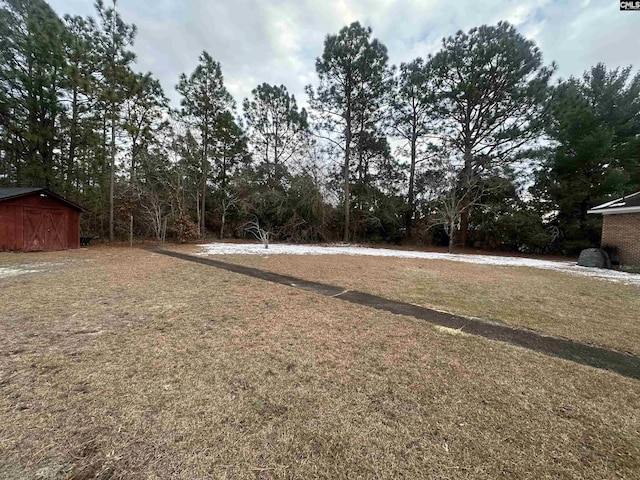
562 239 596 256
173 215 199 243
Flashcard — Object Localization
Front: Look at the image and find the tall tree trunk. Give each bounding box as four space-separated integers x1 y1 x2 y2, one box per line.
220 206 226 240
343 138 351 243
109 106 116 241
343 105 352 243
129 214 133 247
67 87 78 196
196 192 201 236
130 139 137 184
201 159 207 237
459 145 473 247
129 139 138 247
273 116 279 184
407 130 417 237
221 153 227 191
448 219 455 254
220 152 227 240
102 113 108 236
108 7 117 243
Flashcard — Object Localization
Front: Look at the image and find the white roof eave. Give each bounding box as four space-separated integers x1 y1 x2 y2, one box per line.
588 206 640 215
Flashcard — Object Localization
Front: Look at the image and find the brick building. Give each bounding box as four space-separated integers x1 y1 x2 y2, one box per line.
588 191 640 268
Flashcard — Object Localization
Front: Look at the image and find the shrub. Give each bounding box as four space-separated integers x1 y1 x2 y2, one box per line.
173 215 199 243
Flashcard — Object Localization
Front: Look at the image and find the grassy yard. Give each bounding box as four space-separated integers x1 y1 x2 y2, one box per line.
1 246 639 479
207 250 640 356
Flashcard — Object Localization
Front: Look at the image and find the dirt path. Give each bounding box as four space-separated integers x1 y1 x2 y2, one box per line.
156 249 640 380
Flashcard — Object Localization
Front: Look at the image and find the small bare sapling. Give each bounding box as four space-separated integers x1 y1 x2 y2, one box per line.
246 219 272 249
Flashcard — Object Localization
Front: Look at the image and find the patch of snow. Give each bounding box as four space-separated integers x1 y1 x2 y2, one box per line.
198 242 640 286
0 266 41 279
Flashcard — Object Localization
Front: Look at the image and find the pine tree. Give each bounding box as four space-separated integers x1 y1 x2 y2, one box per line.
60 14 101 196
428 22 553 246
390 58 436 235
94 0 136 240
176 51 234 236
212 111 249 238
0 0 67 188
122 72 168 185
535 64 640 251
243 83 310 187
307 22 392 242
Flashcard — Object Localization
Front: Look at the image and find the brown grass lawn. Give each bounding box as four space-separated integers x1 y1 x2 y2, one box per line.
202 250 640 356
1 246 639 479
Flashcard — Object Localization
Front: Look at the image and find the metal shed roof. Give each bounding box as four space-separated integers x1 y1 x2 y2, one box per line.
0 188 86 212
0 187 44 200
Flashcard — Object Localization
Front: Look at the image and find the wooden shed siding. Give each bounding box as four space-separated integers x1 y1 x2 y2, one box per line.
0 204 22 250
601 212 640 267
68 210 80 248
0 193 80 251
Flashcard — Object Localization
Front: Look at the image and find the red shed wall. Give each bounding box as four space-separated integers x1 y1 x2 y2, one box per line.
0 193 80 251
67 210 80 248
0 203 23 250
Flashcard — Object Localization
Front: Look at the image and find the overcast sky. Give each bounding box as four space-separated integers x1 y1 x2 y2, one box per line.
48 0 640 109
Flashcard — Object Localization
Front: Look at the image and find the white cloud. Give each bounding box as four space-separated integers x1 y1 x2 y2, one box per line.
47 0 640 109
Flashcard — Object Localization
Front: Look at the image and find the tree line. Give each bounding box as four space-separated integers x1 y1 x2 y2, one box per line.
1 0 639 253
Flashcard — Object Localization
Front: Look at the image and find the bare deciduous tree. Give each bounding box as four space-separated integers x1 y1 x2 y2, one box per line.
140 191 168 244
220 193 240 239
245 219 271 249
428 174 482 254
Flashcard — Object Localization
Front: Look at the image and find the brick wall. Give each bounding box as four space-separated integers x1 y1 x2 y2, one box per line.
601 212 640 267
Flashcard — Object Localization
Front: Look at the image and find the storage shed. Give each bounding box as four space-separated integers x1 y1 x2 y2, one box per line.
0 188 84 252
588 191 640 268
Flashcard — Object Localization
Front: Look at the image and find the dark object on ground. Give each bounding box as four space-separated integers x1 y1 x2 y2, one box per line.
80 237 92 246
156 249 640 381
577 248 611 269
601 246 620 267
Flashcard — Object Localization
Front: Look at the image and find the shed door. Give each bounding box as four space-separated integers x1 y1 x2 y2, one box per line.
24 209 46 251
24 209 68 251
46 210 67 250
